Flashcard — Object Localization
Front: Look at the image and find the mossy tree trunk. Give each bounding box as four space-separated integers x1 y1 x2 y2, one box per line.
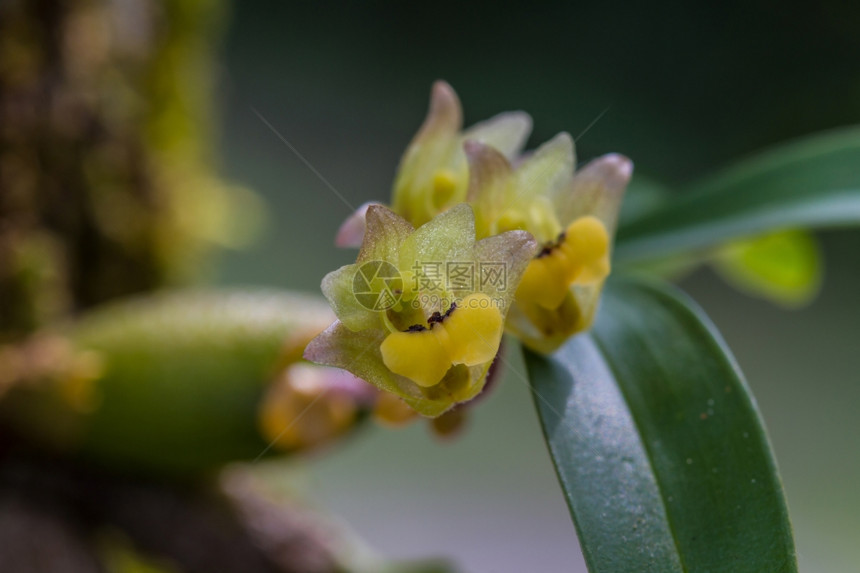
0 3 334 572
0 0 239 342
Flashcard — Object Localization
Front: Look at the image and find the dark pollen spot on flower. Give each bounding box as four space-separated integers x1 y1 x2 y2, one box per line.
409 302 459 332
427 311 445 326
536 231 566 258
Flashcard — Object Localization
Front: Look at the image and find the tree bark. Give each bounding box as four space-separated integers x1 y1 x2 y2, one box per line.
0 452 342 573
0 3 331 571
0 0 232 341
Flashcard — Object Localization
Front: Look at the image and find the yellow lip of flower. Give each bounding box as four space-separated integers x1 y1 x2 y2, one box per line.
379 293 503 387
516 216 611 310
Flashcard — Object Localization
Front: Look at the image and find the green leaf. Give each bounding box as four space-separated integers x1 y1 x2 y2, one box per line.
371 561 459 573
524 277 796 573
712 229 821 307
617 175 671 228
615 125 860 263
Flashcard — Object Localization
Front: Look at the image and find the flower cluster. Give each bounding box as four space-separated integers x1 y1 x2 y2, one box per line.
307 82 632 418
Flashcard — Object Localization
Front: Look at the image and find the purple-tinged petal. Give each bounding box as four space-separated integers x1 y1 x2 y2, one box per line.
357 205 414 264
335 202 378 248
417 80 463 140
563 153 634 235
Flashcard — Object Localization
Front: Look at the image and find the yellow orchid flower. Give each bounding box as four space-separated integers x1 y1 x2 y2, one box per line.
464 135 632 353
306 204 536 417
335 81 532 247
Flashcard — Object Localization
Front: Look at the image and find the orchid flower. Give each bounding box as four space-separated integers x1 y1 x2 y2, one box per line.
465 134 632 353
306 204 536 417
336 81 532 247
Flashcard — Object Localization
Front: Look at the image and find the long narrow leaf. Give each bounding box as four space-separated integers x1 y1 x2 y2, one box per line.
615 126 860 262
525 277 796 572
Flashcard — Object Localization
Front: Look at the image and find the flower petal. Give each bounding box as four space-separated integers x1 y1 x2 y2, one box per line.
464 140 517 238
517 132 575 203
516 254 574 310
304 321 481 417
258 363 371 452
391 82 464 226
380 329 451 387
472 229 538 310
561 153 633 236
335 202 378 248
506 291 587 354
357 205 414 264
418 80 463 140
463 111 533 159
323 206 413 331
443 293 504 366
398 203 476 274
320 265 380 332
467 136 574 242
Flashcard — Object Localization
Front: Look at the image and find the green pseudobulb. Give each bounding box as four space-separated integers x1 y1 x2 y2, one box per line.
1 290 357 477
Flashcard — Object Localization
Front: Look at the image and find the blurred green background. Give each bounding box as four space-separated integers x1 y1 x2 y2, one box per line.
211 3 860 571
